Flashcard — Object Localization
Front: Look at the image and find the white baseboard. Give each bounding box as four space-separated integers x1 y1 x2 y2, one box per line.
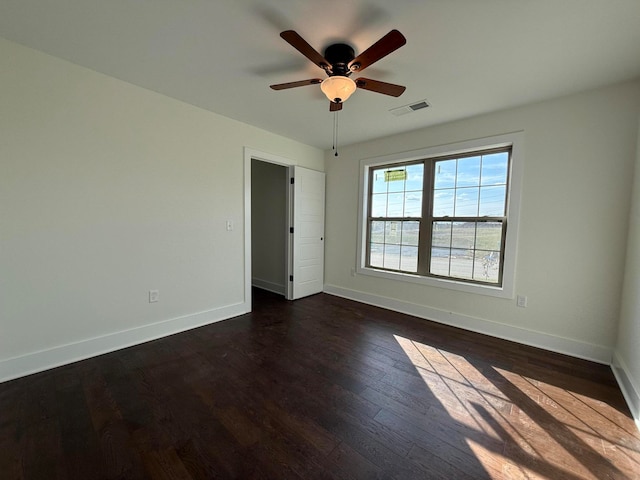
611 351 640 431
0 301 250 384
252 278 286 296
323 284 612 364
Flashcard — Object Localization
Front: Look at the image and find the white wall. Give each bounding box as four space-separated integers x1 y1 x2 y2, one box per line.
614 116 640 427
0 38 324 381
251 160 287 294
324 80 640 363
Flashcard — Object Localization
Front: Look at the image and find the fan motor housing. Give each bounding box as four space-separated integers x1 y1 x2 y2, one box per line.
324 43 355 76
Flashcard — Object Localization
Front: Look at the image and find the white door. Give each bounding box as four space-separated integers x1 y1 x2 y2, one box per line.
289 166 325 300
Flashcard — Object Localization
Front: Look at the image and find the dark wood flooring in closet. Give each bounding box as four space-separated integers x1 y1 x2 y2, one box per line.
1 288 639 479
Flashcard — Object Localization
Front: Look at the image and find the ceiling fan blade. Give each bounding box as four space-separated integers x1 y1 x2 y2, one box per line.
349 30 406 72
280 30 330 70
270 79 323 90
330 101 343 112
355 78 406 97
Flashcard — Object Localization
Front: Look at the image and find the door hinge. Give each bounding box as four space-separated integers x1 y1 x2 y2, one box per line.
289 275 293 282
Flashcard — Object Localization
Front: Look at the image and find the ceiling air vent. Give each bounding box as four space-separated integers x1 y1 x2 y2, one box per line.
390 100 431 116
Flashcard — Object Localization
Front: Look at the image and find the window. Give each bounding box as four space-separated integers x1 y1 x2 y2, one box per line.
369 163 424 273
357 133 523 298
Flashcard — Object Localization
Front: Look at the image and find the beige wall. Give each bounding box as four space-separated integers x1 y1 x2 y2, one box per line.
324 80 640 363
614 115 640 426
0 38 324 380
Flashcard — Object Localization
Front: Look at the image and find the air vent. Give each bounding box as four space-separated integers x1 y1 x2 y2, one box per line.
390 100 431 116
410 101 429 111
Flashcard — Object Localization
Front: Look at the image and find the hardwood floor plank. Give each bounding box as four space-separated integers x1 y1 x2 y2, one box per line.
172 439 232 480
140 448 193 480
324 441 385 480
261 398 339 456
374 407 503 477
406 443 489 480
22 418 68 479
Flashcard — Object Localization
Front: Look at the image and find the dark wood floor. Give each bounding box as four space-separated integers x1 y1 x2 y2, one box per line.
1 289 639 479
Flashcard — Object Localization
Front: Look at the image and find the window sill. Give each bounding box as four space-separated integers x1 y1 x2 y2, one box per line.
356 265 514 299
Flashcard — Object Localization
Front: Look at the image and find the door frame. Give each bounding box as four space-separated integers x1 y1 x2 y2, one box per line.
244 148 295 308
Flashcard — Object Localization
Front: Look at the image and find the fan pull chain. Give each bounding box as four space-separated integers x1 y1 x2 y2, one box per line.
332 111 336 155
333 109 339 157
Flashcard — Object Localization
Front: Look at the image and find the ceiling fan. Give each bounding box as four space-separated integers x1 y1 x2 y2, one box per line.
270 29 407 111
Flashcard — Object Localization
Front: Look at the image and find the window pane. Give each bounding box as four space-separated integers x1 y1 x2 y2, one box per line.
478 185 506 216
456 156 481 187
371 194 387 217
370 221 385 243
449 248 473 280
404 192 423 217
385 221 402 245
371 169 388 193
427 221 503 285
431 221 451 247
454 187 479 216
451 222 475 249
476 222 503 251
473 250 500 283
481 152 508 186
369 243 384 268
387 193 405 216
430 248 450 276
405 164 424 191
433 190 454 217
368 220 422 273
402 221 420 246
383 244 400 270
385 168 407 193
434 160 456 189
400 246 418 272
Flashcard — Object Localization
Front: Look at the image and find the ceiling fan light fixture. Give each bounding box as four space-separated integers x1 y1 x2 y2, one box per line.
321 76 357 103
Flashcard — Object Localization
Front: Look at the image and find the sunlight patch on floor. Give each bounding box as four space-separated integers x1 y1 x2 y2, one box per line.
392 334 637 480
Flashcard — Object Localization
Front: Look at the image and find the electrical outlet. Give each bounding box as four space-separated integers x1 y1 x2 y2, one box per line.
517 295 527 308
149 289 159 303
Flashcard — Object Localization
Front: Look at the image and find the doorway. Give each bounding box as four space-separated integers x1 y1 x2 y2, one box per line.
244 148 325 308
250 159 288 296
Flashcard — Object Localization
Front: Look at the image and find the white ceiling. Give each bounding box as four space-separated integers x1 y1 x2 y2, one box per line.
2 0 640 150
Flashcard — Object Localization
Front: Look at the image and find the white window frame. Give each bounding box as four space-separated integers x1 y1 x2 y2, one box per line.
356 132 524 298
